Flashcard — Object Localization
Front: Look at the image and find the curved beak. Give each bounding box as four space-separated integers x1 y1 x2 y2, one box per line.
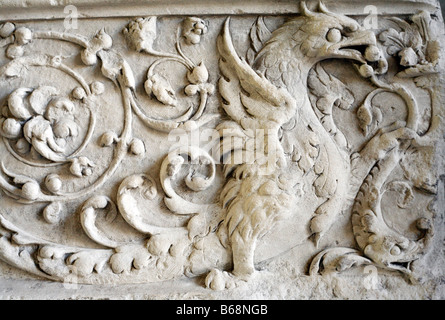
330 29 378 64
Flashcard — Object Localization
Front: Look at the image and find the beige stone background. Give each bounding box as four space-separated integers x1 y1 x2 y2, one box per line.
0 0 444 300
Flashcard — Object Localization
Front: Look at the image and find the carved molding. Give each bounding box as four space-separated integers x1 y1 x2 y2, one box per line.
0 0 444 296
0 0 441 20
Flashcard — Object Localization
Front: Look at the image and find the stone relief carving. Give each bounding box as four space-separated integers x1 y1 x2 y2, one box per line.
0 1 443 293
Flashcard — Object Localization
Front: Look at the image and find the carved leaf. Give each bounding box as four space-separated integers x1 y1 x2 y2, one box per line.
309 247 371 275
356 89 386 137
382 18 423 52
36 245 112 278
246 17 272 65
1 162 34 185
411 11 431 40
97 50 135 88
110 244 152 273
7 87 34 120
308 64 354 113
0 236 45 278
160 147 216 218
313 147 337 198
144 74 177 107
29 86 59 115
99 131 118 147
308 64 353 148
187 212 211 240
43 202 62 224
123 17 157 53
379 13 438 76
66 250 111 276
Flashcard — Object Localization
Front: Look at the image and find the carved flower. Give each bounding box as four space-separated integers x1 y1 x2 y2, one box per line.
184 62 214 97
379 27 423 67
15 92 78 158
379 11 439 75
186 61 209 84
0 86 96 177
144 74 177 106
4 26 32 59
81 28 113 65
182 17 208 45
123 17 157 53
45 97 79 139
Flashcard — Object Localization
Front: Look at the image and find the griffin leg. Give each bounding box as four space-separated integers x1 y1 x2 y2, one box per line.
231 232 256 278
311 196 342 246
205 232 257 290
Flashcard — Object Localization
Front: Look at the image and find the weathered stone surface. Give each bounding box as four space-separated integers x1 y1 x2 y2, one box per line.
0 0 444 299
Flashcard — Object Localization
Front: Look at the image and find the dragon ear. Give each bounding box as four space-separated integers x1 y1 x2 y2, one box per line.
300 1 315 17
318 1 331 14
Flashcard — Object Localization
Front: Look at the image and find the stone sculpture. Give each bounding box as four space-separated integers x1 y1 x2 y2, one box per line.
0 0 443 297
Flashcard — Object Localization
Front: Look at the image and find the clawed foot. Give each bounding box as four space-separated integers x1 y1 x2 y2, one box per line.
310 201 339 247
205 268 253 290
310 215 327 247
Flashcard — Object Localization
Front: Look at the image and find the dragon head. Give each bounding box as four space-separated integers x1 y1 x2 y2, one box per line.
297 2 386 74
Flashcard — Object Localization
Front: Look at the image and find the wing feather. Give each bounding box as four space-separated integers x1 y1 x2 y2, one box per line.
217 18 297 126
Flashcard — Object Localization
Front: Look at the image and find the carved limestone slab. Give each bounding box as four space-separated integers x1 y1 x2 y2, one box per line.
0 0 444 299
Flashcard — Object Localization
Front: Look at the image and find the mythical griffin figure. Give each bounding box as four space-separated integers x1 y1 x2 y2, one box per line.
0 1 434 290
204 2 432 289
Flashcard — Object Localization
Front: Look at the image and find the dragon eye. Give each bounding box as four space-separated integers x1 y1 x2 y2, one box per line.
326 28 342 43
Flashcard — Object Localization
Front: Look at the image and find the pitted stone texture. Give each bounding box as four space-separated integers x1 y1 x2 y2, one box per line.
0 0 444 299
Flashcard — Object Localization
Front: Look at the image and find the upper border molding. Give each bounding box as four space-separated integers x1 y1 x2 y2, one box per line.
0 0 441 21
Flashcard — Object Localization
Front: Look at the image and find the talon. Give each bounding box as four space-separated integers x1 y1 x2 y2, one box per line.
313 232 322 248
205 269 231 290
310 216 326 248
310 208 334 238
310 215 324 234
205 268 248 290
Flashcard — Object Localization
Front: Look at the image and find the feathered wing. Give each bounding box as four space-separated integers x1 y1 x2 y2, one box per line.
239 15 352 244
245 18 327 186
215 18 298 262
253 17 309 93
217 18 297 128
246 17 272 66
